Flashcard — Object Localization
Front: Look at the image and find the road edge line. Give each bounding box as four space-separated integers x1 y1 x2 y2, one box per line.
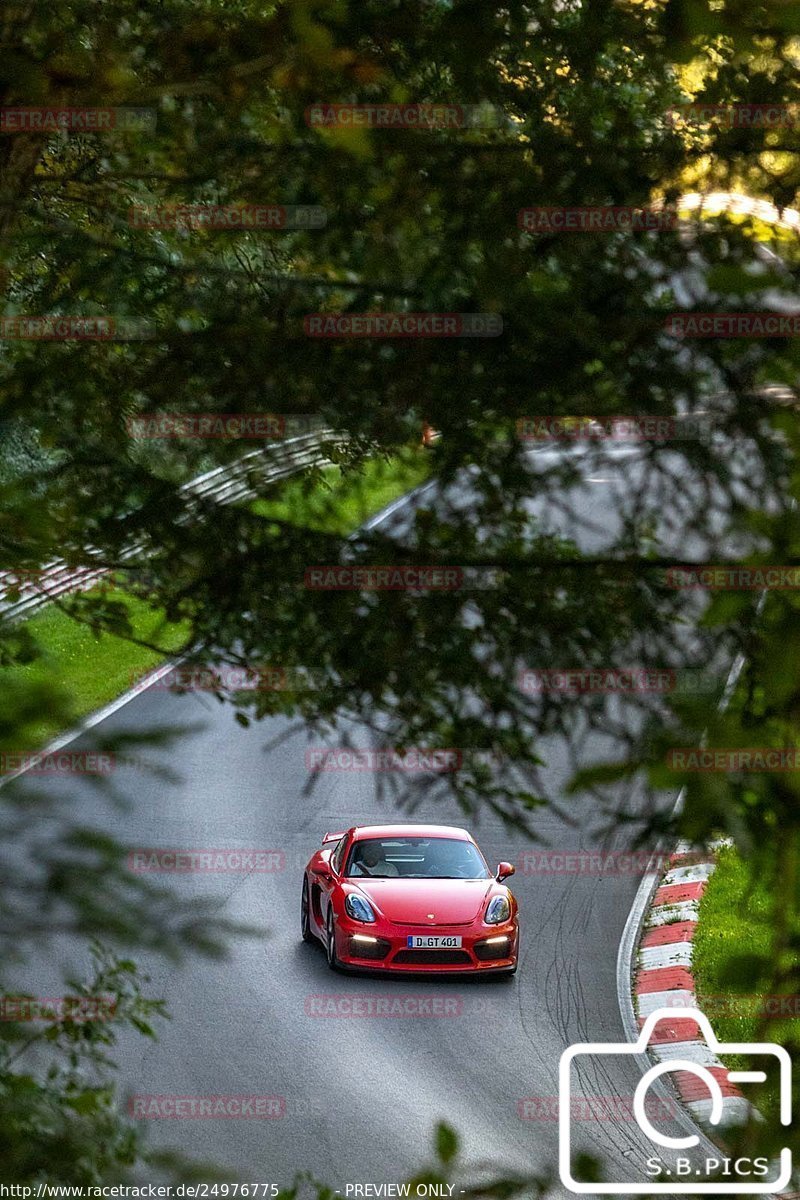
1 476 436 792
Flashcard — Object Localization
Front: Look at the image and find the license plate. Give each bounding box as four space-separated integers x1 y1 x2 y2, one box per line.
406 935 462 949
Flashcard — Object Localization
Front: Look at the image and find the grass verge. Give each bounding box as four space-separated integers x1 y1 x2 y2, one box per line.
251 448 431 534
3 448 432 751
693 845 792 1118
1 590 191 751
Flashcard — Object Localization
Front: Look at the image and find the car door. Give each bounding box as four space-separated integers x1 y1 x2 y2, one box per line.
320 834 347 924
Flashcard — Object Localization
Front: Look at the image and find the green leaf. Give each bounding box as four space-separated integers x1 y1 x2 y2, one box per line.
435 1122 458 1164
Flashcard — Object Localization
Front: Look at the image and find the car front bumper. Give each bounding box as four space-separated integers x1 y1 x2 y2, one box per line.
334 917 519 973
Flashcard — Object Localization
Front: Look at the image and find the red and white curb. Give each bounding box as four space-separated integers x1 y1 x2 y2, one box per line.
634 842 756 1130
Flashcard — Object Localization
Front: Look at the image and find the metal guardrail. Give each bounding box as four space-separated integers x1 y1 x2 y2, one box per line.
182 430 346 508
0 429 347 623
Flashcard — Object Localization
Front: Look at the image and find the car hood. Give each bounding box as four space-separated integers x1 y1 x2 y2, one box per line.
351 878 495 926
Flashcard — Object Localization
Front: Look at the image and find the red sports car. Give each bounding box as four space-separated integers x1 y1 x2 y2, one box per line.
301 823 518 975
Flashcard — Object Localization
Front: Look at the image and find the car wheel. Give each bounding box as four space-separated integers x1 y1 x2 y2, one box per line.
301 877 314 943
326 907 341 971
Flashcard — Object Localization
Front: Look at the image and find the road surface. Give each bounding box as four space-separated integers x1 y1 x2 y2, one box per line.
7 439 752 1193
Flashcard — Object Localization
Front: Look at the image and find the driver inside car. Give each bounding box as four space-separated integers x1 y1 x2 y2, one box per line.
351 840 400 877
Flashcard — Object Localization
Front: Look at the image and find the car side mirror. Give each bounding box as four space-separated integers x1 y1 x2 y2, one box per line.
496 861 515 881
312 863 331 880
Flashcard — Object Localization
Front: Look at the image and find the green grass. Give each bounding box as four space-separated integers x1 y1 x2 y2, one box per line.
3 449 432 751
693 845 793 1117
251 448 431 534
675 201 800 259
1 590 191 751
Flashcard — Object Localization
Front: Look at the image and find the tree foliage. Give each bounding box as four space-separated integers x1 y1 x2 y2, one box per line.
0 0 799 1186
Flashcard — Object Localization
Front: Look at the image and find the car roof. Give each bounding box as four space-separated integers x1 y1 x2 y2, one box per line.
350 824 472 841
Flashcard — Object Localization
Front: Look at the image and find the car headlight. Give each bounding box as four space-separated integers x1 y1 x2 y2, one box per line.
345 893 376 923
485 894 511 924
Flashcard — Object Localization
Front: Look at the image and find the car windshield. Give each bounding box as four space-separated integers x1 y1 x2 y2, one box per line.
345 837 490 879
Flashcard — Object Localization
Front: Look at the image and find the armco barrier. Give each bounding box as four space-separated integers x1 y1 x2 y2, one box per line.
0 429 347 623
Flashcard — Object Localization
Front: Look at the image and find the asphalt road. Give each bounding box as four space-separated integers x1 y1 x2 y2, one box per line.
8 440 748 1195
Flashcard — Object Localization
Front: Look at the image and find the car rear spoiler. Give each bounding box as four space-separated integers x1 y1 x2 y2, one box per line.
322 831 345 845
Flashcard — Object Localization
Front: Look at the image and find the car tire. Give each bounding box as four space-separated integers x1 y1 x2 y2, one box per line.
326 906 341 971
301 877 314 943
